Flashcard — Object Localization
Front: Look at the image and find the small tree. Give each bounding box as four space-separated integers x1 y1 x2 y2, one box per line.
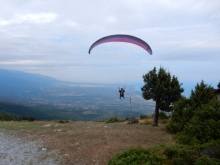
141 67 183 126
217 82 220 89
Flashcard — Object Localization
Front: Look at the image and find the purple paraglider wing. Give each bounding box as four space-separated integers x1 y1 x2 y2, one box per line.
88 34 152 55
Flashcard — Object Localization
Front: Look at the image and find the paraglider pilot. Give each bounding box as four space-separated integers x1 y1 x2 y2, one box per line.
118 87 125 99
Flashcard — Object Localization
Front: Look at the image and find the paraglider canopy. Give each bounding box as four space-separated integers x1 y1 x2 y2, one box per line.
88 34 152 55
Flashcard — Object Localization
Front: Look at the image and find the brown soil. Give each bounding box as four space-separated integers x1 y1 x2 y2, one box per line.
6 120 173 165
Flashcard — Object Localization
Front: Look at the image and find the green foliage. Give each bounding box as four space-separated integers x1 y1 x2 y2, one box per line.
176 99 220 145
140 114 150 119
217 82 220 89
109 145 197 165
19 115 37 121
198 140 220 160
194 140 220 164
195 156 220 165
159 111 169 119
58 120 69 123
167 80 218 134
141 67 184 112
0 112 19 121
0 112 37 121
106 117 120 123
0 101 52 120
163 145 198 164
109 142 220 165
167 96 192 133
0 101 77 121
189 80 216 109
141 66 183 126
175 134 201 146
108 147 165 165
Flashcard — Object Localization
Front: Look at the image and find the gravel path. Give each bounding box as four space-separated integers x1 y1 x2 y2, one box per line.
0 130 61 165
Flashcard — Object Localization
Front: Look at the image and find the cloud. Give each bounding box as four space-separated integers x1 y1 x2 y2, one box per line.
0 13 57 26
0 60 45 65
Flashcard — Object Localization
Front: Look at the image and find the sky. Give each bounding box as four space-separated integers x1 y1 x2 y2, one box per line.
0 0 220 94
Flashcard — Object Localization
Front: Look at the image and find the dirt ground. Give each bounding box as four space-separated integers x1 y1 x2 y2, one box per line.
1 120 173 165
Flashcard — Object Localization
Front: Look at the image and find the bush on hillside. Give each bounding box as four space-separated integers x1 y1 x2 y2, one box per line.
108 142 220 165
106 117 120 123
58 120 69 123
167 96 191 133
0 112 18 121
175 99 220 145
140 114 150 119
19 115 37 122
167 81 217 134
108 147 165 165
195 156 220 165
0 112 37 121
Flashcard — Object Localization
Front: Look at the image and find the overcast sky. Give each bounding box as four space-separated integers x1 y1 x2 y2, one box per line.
0 0 219 90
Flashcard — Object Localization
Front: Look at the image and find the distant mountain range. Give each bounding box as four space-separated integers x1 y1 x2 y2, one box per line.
0 69 60 97
0 69 155 121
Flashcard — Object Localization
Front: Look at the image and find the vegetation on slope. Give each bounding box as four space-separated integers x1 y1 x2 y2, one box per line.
0 101 68 120
0 112 37 121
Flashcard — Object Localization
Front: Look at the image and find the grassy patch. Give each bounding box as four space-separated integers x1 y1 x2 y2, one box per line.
0 121 45 131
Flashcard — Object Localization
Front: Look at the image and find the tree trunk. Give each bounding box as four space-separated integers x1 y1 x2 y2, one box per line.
152 102 159 126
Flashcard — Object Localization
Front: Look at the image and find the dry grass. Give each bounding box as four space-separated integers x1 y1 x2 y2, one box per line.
1 119 173 165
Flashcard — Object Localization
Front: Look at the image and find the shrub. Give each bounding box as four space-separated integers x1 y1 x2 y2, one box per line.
19 115 37 122
125 117 130 120
106 117 120 123
0 112 37 121
195 156 220 165
167 121 183 134
166 96 192 133
58 120 69 123
108 142 220 164
0 112 18 121
108 145 201 165
175 134 200 146
140 114 150 119
176 99 220 145
108 147 165 165
167 81 219 134
190 80 216 109
163 145 198 165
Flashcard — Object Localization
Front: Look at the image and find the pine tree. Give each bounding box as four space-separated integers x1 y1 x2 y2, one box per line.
141 67 183 126
190 80 215 109
167 80 217 133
